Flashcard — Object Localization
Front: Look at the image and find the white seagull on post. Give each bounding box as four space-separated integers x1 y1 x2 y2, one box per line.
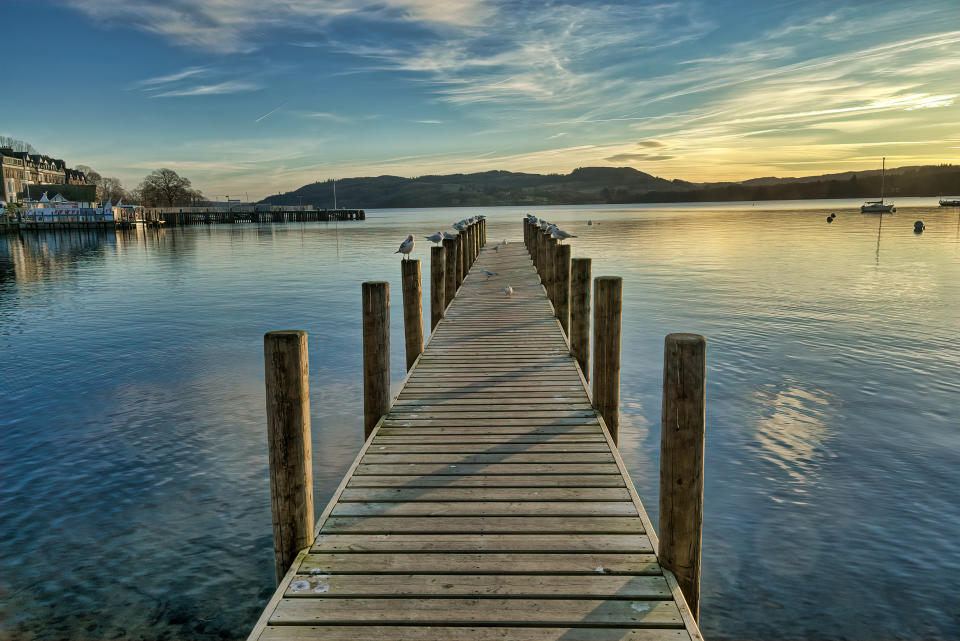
551 227 577 242
424 232 444 245
395 234 415 259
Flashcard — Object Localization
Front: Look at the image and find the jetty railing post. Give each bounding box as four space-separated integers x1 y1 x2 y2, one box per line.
659 333 706 622
430 246 445 330
592 276 622 444
400 260 423 370
443 237 457 308
263 330 314 584
456 234 465 289
362 282 390 439
555 244 571 336
570 258 592 379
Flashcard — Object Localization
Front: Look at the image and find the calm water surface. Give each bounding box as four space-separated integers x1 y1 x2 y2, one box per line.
1 200 958 640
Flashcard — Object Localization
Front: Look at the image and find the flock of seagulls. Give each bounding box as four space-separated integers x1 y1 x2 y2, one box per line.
525 213 577 242
394 214 579 297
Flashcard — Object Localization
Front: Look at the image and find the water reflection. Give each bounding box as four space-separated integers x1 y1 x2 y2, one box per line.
1 203 958 641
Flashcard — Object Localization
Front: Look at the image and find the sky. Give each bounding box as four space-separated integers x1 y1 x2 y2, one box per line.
2 0 958 200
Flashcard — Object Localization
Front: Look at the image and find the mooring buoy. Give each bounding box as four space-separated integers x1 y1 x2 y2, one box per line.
914 220 925 233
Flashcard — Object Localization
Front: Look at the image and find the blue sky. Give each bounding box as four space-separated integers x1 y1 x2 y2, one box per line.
2 0 957 200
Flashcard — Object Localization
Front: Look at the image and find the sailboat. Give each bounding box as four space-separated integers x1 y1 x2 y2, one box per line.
861 157 895 213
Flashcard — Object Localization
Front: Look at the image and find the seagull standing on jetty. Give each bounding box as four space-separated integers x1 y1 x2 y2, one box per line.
503 285 514 297
480 269 497 279
395 234 414 259
424 232 444 245
442 231 458 240
551 227 577 242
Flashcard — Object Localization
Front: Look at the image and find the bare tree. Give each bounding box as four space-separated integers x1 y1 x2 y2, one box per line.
99 177 127 203
136 168 201 206
0 136 37 154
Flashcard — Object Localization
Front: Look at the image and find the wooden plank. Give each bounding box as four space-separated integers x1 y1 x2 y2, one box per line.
359 453 615 464
285 573 670 597
269 598 683 627
354 464 620 475
340 487 630 501
311 533 653 553
392 397 590 406
260 626 690 641
366 443 611 453
320 516 645 533
378 425 602 435
381 418 601 427
298 552 660 574
373 435 608 444
330 501 638 517
346 475 625 488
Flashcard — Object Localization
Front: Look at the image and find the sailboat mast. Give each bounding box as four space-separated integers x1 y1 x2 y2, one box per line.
881 157 885 204
333 180 337 209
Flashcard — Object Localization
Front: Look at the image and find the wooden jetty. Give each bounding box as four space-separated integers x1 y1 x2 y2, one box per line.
250 217 706 641
150 207 364 226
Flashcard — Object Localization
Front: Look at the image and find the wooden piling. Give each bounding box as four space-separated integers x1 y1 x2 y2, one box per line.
430 246 445 331
442 237 457 309
555 243 571 336
400 260 424 371
592 276 622 444
456 234 465 289
544 236 557 303
362 282 390 439
570 258 592 379
263 330 314 584
659 332 706 622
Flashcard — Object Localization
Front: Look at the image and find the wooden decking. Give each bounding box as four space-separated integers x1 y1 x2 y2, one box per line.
249 242 703 641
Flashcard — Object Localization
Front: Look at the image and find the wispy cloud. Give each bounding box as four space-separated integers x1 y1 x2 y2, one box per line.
134 66 208 87
415 119 443 124
152 81 261 98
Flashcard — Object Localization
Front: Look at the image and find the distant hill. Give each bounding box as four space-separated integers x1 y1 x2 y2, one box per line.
260 164 959 209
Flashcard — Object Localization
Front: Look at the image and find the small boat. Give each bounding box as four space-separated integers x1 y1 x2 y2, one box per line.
861 157 895 213
939 198 960 207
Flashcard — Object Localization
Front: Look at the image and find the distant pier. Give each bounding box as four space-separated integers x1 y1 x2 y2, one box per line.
149 206 364 226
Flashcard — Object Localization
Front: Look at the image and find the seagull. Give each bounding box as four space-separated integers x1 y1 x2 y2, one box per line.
501 239 508 245
480 269 497 279
539 220 550 230
453 221 466 232
442 231 458 240
424 232 444 245
395 234 414 259
503 285 513 297
552 228 577 242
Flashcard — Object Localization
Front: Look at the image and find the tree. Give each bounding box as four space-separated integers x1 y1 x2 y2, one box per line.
0 136 37 154
136 168 202 206
73 165 127 203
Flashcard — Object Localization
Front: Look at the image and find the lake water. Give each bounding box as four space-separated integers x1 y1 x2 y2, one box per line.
1 199 958 640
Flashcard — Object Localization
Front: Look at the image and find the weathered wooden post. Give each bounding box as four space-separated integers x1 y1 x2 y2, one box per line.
442 237 457 308
263 330 314 584
481 218 486 246
659 333 706 622
456 234 465 289
400 259 423 370
544 236 557 303
555 243 571 335
592 276 622 444
430 246 445 330
362 282 390 439
569 258 591 378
